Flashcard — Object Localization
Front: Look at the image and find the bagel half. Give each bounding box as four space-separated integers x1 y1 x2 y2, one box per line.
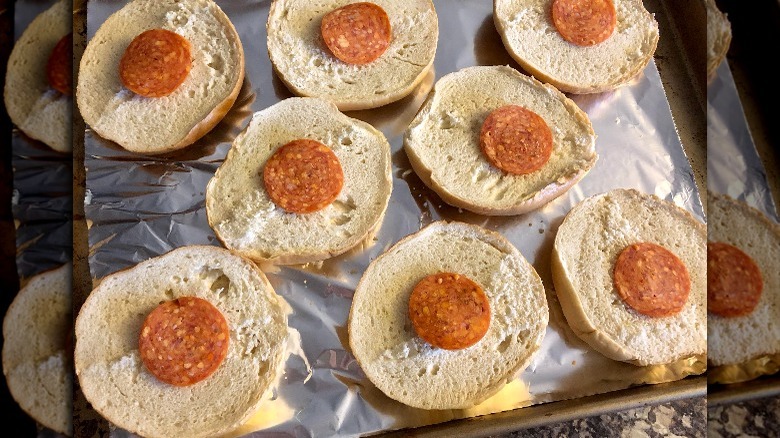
707 193 780 374
206 97 392 265
77 0 244 154
267 0 438 111
551 189 706 366
2 264 72 435
4 0 71 152
74 246 288 438
493 0 659 94
349 221 548 409
404 65 597 216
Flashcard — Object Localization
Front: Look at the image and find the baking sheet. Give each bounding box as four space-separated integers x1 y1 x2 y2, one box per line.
9 1 72 437
707 61 779 222
83 1 705 437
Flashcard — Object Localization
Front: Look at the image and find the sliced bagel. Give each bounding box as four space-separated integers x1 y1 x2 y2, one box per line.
206 97 392 265
551 189 706 366
74 246 288 438
267 0 438 111
348 221 548 409
493 0 659 94
707 193 780 373
4 0 71 152
77 0 244 154
2 264 72 435
403 65 597 216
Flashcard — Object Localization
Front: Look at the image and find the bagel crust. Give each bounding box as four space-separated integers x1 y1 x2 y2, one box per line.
2 264 72 435
206 97 393 265
75 246 288 438
494 0 659 94
707 193 780 369
4 0 72 152
77 0 244 154
404 65 597 216
552 189 706 366
349 221 548 409
267 0 438 111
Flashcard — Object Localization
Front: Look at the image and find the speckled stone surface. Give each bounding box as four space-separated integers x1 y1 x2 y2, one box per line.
708 396 780 438
487 395 780 437
489 397 706 437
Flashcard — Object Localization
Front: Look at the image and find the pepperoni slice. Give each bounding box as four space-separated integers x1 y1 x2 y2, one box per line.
613 242 691 318
119 29 192 98
138 297 229 386
46 33 72 96
707 242 763 318
321 2 391 65
408 273 490 350
551 0 617 47
479 105 553 175
263 139 344 214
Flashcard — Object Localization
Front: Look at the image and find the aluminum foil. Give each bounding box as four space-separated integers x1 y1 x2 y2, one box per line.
84 1 705 436
707 61 779 222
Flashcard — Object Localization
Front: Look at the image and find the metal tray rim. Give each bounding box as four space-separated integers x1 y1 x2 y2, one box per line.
377 376 706 437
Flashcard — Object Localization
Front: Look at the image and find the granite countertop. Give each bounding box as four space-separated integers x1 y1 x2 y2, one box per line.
490 397 706 438
709 396 780 438
487 395 779 437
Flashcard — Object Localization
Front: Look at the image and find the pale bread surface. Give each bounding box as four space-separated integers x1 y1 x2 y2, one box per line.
707 193 780 367
74 246 288 438
77 0 244 154
2 264 72 435
705 0 731 80
267 0 438 111
348 221 548 409
3 0 71 152
551 189 706 366
493 0 659 94
206 97 392 265
404 65 597 216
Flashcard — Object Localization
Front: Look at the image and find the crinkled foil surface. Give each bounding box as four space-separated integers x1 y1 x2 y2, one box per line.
707 61 778 221
84 1 705 436
12 132 72 280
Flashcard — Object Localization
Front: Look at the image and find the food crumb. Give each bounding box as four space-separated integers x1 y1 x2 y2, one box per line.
571 360 576 366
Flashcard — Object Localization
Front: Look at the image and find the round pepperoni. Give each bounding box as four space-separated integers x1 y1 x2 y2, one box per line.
138 297 229 386
46 33 72 96
408 273 490 350
613 242 691 318
119 29 192 98
321 2 391 65
479 105 553 175
263 139 344 214
551 0 617 47
707 242 763 318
